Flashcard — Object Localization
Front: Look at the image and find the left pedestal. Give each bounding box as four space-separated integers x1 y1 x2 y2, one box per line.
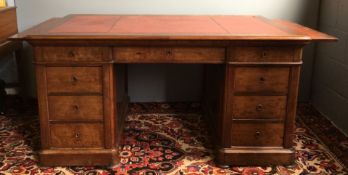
33 46 126 166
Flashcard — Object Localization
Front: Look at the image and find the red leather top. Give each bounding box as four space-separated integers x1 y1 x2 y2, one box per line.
12 15 337 41
49 15 288 36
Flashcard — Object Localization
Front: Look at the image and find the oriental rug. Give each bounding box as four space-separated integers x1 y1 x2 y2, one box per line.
0 102 347 175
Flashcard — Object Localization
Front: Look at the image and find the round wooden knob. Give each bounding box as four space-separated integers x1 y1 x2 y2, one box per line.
166 50 172 55
68 50 76 57
255 131 261 137
71 76 78 83
259 77 265 82
72 105 80 112
261 51 267 58
75 132 80 139
256 104 264 111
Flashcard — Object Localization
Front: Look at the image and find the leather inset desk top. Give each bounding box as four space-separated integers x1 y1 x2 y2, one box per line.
12 15 337 41
49 15 121 33
50 15 289 36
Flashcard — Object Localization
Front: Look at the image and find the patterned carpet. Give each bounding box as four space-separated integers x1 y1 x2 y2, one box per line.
0 102 347 175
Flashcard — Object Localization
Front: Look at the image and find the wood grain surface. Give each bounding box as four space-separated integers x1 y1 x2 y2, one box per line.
11 15 337 41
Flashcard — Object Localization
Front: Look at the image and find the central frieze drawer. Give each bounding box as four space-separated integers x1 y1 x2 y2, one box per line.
113 47 225 63
50 123 104 148
233 96 287 119
229 47 295 62
46 67 102 94
234 67 290 94
35 46 112 62
231 122 284 147
48 96 103 121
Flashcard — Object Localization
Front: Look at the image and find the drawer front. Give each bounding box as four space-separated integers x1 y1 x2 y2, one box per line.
231 122 284 146
35 46 111 62
48 96 103 121
50 123 104 148
233 96 287 119
114 47 225 63
46 67 102 94
229 47 295 62
234 67 290 94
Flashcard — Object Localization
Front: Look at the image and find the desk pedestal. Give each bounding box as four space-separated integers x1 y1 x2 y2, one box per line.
204 45 302 166
32 41 303 166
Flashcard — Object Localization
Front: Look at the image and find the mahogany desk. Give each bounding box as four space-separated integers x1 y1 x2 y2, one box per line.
12 15 336 167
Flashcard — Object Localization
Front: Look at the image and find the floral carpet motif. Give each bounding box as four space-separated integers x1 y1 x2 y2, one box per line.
0 102 347 175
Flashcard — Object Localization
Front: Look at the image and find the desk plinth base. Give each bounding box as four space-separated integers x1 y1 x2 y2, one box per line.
39 149 118 166
216 147 295 166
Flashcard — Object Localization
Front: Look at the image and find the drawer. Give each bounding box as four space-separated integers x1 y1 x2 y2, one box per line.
234 67 290 94
229 47 295 62
113 47 225 63
50 123 104 148
46 67 102 94
231 122 284 146
35 46 112 62
48 96 103 121
233 96 287 119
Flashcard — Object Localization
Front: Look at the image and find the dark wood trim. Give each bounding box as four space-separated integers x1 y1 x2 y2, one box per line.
49 120 104 124
228 61 303 65
284 48 302 148
217 147 294 166
103 64 116 149
47 92 103 96
35 65 50 149
284 65 301 148
223 64 233 147
39 149 113 166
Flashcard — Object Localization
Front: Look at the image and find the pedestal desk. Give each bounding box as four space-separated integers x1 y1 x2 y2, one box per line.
11 15 336 166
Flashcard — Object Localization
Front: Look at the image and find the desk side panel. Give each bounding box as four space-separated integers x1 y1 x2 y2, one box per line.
0 7 17 43
203 64 228 147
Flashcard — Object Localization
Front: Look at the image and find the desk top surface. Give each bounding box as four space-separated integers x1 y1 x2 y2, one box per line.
13 15 336 41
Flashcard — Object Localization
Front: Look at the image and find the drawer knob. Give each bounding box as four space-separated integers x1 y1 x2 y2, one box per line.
256 104 264 111
75 132 80 139
72 105 80 112
259 77 265 82
255 131 261 138
261 51 267 58
166 50 172 55
68 50 76 57
71 76 78 84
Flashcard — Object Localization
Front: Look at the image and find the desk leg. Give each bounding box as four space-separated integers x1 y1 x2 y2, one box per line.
111 64 129 166
0 79 6 115
14 47 22 96
203 64 229 166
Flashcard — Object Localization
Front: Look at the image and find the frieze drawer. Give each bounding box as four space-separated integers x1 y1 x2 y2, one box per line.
35 46 112 62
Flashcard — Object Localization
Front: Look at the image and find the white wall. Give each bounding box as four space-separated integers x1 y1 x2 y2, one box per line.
12 0 320 101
